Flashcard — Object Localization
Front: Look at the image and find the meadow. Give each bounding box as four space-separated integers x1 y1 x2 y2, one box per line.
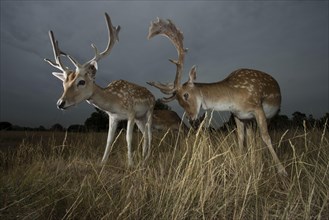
0 123 328 219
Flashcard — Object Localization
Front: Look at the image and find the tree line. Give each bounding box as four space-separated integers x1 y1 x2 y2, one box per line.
219 111 329 132
1 100 328 132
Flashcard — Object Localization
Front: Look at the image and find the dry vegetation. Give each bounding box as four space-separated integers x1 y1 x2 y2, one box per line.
0 122 328 219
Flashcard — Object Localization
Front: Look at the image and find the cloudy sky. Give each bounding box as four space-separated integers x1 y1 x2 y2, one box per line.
1 1 328 128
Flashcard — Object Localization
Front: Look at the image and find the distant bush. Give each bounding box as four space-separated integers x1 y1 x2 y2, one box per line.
67 124 87 132
0 121 12 130
50 123 65 132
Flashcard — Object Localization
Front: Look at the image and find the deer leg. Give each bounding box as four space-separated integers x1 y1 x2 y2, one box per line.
246 123 254 146
126 118 135 167
136 119 148 159
254 108 288 176
146 110 153 160
234 116 245 151
101 116 118 164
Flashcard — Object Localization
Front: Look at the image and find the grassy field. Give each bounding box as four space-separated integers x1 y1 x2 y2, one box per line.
0 123 328 219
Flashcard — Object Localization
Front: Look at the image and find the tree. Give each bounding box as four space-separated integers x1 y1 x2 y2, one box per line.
37 126 47 131
318 113 329 128
292 111 307 127
269 114 291 130
0 122 12 130
306 114 316 127
84 108 108 132
51 123 65 131
67 124 87 132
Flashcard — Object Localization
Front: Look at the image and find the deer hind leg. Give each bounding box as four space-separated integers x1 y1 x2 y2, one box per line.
254 108 288 176
136 119 148 160
146 109 153 160
136 112 152 160
126 118 135 167
101 116 118 164
234 116 246 151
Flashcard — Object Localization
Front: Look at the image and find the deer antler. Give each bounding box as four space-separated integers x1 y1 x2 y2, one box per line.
89 12 121 63
66 12 121 70
44 31 70 74
147 18 187 102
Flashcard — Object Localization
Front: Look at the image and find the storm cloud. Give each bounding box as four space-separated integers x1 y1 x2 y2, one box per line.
0 1 328 128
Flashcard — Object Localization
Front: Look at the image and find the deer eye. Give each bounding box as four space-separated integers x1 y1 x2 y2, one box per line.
77 80 85 87
183 93 189 101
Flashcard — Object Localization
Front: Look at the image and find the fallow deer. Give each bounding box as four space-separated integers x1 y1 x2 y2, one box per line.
147 18 287 176
152 109 188 132
44 13 155 167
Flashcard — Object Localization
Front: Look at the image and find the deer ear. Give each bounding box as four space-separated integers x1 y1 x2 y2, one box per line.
52 72 66 81
188 65 197 84
90 61 98 70
88 61 98 79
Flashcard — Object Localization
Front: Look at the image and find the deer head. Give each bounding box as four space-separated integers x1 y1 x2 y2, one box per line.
44 13 120 109
147 18 201 120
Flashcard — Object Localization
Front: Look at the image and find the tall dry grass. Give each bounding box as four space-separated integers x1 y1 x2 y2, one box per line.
0 123 328 219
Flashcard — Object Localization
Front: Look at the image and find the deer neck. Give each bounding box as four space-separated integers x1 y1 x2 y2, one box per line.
86 83 118 113
197 81 235 112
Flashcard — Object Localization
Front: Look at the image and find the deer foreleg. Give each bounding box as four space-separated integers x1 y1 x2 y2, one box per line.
101 116 118 164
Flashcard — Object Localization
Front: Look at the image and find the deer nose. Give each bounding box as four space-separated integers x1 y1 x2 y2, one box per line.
57 99 66 110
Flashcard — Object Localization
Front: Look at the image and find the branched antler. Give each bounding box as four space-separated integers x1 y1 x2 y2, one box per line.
147 18 188 102
67 12 121 70
44 31 70 74
85 12 121 65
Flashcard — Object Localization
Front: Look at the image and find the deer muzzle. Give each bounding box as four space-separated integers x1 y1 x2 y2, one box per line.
57 99 66 110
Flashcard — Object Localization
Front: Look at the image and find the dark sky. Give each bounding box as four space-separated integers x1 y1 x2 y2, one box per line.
1 1 328 128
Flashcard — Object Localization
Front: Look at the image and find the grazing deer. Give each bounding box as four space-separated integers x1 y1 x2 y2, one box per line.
147 18 287 176
152 109 188 132
44 13 155 166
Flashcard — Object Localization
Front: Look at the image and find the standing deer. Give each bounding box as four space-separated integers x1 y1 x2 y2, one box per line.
147 18 287 176
44 13 155 166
